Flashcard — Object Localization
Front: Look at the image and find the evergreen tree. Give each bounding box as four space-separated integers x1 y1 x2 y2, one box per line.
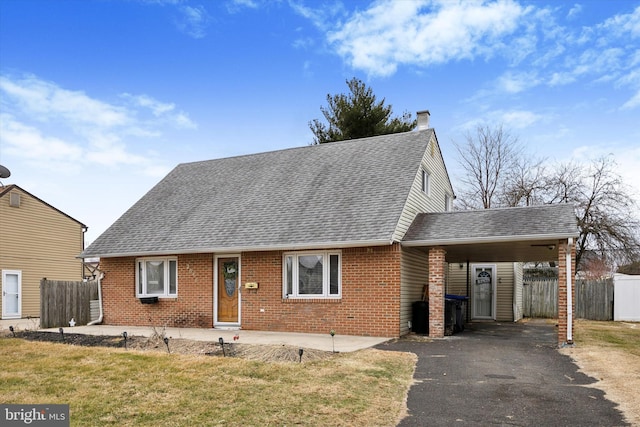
309 78 416 144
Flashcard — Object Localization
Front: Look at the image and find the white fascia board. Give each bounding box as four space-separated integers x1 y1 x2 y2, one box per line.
401 232 578 247
85 239 395 259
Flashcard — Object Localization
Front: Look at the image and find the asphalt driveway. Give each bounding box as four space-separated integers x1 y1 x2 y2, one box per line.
377 320 628 427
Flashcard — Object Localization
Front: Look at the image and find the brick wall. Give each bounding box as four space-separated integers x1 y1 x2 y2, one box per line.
242 244 402 337
99 244 403 337
100 253 213 328
428 247 446 338
557 239 576 346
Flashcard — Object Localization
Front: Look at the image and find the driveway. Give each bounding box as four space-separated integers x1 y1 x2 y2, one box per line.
377 320 628 426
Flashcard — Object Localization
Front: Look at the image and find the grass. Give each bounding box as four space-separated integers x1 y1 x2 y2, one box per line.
0 338 416 426
573 319 640 356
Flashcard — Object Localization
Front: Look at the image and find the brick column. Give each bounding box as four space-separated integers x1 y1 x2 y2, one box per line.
428 247 446 338
557 239 576 346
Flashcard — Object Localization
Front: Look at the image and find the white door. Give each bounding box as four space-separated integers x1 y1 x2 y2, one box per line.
2 270 22 319
472 265 495 319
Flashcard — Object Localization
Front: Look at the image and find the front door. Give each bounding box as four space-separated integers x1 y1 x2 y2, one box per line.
472 264 495 319
2 270 21 319
216 257 240 324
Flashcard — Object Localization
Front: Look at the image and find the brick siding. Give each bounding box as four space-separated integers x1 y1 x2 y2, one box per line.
428 247 446 338
557 239 576 346
99 244 403 337
100 253 214 328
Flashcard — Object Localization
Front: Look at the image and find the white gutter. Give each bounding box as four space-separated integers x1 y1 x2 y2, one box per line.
82 238 395 259
87 271 104 326
402 233 577 247
566 238 573 344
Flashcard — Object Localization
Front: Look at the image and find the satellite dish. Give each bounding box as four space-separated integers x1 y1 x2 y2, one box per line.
0 165 10 179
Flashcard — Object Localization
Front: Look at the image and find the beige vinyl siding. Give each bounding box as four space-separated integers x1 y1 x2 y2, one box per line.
0 187 85 318
447 262 517 322
400 247 429 335
495 263 514 322
393 136 455 241
447 263 469 296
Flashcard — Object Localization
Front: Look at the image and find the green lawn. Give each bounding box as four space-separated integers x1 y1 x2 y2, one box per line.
573 319 640 356
0 338 416 426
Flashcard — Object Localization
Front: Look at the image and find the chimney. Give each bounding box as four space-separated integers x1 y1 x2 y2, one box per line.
416 110 430 130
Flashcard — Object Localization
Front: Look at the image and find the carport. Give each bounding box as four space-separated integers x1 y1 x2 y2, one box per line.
402 204 578 346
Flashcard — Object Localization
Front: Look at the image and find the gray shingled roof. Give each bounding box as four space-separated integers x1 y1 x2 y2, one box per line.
403 203 578 245
81 130 434 258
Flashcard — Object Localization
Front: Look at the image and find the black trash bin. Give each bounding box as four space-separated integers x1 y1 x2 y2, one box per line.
412 301 429 334
444 299 456 335
445 294 468 333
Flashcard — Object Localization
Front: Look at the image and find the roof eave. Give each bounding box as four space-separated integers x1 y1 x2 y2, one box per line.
79 238 396 259
401 232 579 247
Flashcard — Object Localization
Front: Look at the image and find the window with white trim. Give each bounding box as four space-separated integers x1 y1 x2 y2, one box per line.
422 169 430 196
283 251 341 298
136 257 177 297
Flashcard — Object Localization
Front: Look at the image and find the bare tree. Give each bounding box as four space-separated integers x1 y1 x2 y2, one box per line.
544 156 640 269
455 124 640 270
454 124 522 209
499 156 547 207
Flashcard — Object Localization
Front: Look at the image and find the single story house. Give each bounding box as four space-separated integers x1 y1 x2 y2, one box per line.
80 111 578 344
1 184 87 319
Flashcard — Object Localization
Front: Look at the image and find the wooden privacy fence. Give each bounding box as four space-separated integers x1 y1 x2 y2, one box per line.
523 277 558 318
40 279 98 328
575 278 614 321
523 276 614 320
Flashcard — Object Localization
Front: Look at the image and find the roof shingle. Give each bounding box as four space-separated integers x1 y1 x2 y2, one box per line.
403 203 578 245
81 130 434 257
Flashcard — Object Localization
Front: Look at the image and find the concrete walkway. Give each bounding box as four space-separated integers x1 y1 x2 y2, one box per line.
0 319 389 352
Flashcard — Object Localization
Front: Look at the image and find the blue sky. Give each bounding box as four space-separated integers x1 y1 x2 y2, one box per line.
1 0 639 244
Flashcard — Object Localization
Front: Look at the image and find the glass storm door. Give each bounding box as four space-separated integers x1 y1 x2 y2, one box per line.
2 270 21 319
472 265 495 319
217 257 239 324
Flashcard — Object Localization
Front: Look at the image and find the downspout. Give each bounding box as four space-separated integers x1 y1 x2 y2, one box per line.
87 271 104 326
466 260 470 322
513 262 518 322
566 238 573 344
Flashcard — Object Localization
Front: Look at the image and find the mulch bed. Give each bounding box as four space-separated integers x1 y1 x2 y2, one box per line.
1 330 334 363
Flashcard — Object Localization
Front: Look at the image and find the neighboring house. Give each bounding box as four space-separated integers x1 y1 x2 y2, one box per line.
0 184 87 319
80 111 578 344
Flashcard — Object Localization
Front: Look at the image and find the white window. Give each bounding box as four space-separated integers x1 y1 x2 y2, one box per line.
422 169 430 196
136 258 177 298
283 251 341 298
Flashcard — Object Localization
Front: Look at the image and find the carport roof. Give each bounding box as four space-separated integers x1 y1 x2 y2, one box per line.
402 204 579 262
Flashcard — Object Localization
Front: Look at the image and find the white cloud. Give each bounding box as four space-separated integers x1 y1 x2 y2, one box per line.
0 74 196 175
499 110 542 128
121 93 197 128
231 0 258 9
0 114 83 165
0 75 128 128
567 4 582 19
496 71 540 93
289 0 346 32
177 5 209 39
325 0 529 77
621 90 640 110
